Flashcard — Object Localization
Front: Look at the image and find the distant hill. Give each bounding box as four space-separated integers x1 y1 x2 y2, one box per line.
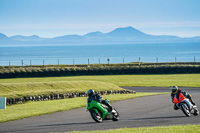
0 26 200 45
0 33 20 44
106 26 150 37
10 35 44 41
0 33 8 39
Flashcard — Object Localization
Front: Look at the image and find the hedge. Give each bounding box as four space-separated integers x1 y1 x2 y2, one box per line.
0 65 200 78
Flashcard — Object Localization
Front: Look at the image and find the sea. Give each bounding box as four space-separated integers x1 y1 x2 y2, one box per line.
0 43 200 66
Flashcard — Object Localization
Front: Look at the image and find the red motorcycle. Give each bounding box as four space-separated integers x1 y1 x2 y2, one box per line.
173 93 199 117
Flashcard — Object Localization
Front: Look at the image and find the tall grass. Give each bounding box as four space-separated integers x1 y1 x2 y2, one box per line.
0 81 123 98
1 74 200 87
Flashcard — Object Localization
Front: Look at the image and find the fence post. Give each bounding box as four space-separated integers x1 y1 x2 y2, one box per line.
88 59 90 65
139 57 140 66
123 58 124 64
58 60 59 66
73 59 75 65
9 61 11 66
21 60 23 66
107 58 110 65
194 56 195 62
43 60 44 66
156 57 158 63
99 59 100 65
30 60 32 66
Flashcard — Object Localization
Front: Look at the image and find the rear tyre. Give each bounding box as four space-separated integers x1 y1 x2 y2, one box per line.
112 108 119 121
90 110 102 123
193 108 199 116
181 104 191 117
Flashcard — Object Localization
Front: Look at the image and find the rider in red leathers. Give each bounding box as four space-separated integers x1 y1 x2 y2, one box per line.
171 86 196 110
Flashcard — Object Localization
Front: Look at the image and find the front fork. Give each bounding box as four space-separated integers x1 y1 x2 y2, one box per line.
176 100 193 111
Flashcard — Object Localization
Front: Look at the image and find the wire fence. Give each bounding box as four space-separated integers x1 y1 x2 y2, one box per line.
0 56 199 66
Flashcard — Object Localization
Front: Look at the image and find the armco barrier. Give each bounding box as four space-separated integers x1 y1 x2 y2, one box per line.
6 90 136 105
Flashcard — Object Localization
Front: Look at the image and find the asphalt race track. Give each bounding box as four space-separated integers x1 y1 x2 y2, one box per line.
0 87 199 133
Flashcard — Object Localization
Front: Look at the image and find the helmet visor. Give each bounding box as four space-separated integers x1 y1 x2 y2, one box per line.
172 89 177 93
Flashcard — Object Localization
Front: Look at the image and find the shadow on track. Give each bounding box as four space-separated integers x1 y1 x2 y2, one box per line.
1 122 95 133
8 122 96 133
38 116 186 128
37 121 95 127
124 116 185 121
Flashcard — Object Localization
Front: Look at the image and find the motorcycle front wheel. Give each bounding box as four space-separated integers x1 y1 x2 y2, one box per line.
90 110 102 123
112 108 119 121
181 104 191 117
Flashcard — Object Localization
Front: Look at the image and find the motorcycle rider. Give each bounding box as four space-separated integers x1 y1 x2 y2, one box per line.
171 85 196 110
87 89 113 112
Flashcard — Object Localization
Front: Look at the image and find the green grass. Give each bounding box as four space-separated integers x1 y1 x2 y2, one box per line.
0 93 163 123
69 124 200 133
0 81 123 98
1 74 200 87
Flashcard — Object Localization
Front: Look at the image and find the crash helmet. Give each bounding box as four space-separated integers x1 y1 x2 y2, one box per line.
171 85 178 94
87 89 95 97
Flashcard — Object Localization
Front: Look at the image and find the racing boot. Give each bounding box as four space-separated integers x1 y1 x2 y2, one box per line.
106 103 113 112
173 104 179 110
104 99 113 112
187 94 196 106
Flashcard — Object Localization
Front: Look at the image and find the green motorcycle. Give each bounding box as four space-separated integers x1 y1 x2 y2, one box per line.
86 99 119 122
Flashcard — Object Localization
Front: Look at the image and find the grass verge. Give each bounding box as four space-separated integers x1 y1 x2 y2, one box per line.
0 74 200 87
0 92 164 123
0 81 123 98
68 124 200 133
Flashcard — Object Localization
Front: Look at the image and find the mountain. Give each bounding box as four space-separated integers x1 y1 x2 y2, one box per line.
0 26 200 45
84 31 104 37
0 33 9 39
51 35 85 43
53 35 84 40
10 35 46 41
106 26 149 37
0 33 18 44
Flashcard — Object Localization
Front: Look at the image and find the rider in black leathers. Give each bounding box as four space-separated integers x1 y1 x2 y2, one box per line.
87 89 113 112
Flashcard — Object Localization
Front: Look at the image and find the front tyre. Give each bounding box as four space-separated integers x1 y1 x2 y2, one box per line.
181 104 191 117
90 110 102 123
112 108 119 121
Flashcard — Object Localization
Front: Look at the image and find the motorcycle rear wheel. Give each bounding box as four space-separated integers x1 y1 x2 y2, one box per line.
193 108 199 116
90 110 102 123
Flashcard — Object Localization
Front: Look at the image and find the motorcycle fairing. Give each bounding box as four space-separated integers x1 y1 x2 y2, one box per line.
87 100 109 119
173 93 186 104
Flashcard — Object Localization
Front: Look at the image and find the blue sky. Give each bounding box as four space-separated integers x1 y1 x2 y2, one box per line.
0 0 200 37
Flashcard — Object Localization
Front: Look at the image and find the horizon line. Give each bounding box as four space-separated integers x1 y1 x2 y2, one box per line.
1 26 200 38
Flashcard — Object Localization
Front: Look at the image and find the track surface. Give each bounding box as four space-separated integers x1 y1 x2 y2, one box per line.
0 87 199 133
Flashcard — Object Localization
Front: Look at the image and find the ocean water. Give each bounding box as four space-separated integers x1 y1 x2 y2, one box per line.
0 43 200 66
